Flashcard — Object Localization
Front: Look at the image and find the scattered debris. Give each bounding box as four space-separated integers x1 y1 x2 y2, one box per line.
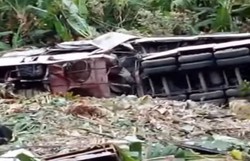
0 94 249 160
5 104 24 114
229 98 250 120
66 100 106 118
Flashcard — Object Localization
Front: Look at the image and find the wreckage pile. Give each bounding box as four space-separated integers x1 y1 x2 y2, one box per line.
2 32 250 104
0 94 250 160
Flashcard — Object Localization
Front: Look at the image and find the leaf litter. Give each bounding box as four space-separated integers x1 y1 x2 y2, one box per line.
0 93 250 159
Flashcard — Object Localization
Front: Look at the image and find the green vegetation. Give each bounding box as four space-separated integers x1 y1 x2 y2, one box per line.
1 0 250 50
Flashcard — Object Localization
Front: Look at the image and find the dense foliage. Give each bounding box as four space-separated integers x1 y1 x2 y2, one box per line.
1 0 250 50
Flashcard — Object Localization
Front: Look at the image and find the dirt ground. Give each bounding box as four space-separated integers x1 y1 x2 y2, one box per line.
0 94 249 158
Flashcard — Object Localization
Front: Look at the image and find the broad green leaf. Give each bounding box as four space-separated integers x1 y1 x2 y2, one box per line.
28 29 52 39
212 135 247 146
125 136 143 161
26 5 49 18
16 153 37 161
0 42 11 51
12 26 23 48
171 0 194 10
194 18 215 28
73 0 89 17
213 1 232 32
117 147 139 161
62 0 79 14
232 4 250 18
129 143 142 161
62 11 92 38
0 31 13 37
146 143 186 159
53 17 72 41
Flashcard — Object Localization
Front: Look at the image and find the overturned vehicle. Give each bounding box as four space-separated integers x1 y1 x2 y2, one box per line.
1 32 250 104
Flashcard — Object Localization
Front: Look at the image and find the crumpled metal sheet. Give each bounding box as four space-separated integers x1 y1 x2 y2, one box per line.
0 32 138 98
51 40 97 53
0 32 138 66
46 32 138 54
91 32 138 51
49 57 111 98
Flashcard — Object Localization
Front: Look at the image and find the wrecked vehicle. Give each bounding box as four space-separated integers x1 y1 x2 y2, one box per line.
0 32 138 98
1 32 250 104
